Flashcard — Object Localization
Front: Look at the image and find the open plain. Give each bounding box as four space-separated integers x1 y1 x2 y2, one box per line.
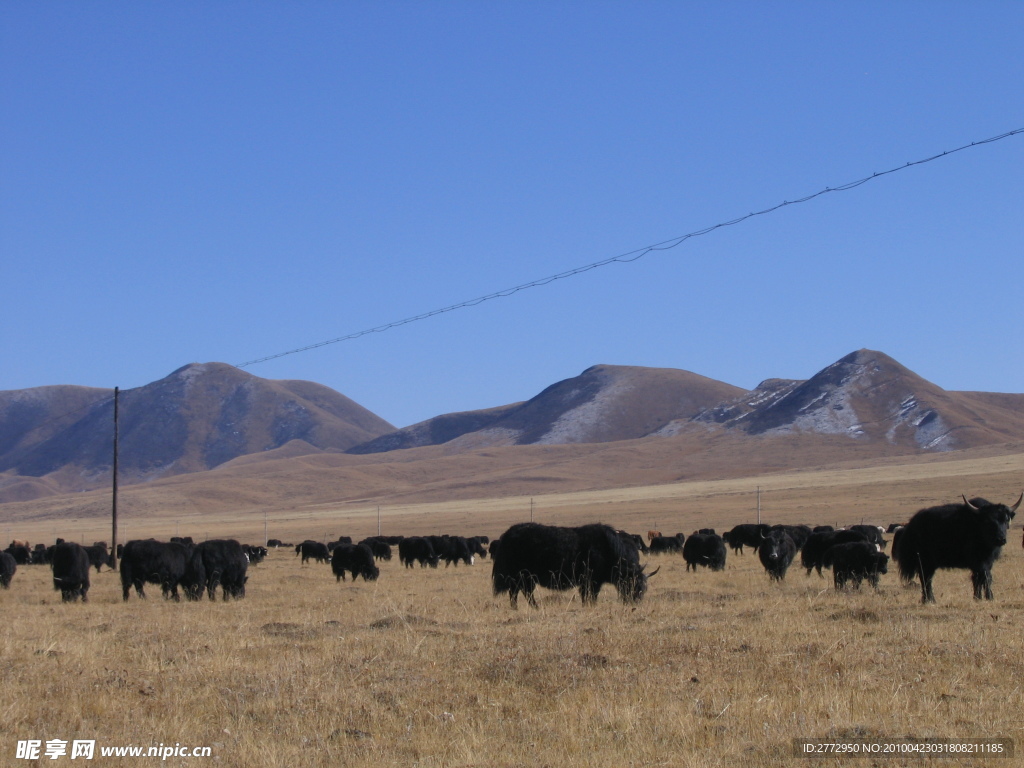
2 447 1024 767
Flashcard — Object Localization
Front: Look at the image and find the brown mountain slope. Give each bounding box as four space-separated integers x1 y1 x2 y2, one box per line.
692 349 1024 451
0 384 112 464
3 350 1023 514
0 363 395 495
351 364 746 453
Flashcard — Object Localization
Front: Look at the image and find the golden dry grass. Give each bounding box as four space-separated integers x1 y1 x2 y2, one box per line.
2 535 1022 767
3 450 1024 765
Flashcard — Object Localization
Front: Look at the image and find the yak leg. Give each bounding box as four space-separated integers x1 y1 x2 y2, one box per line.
580 580 601 605
920 567 936 603
971 568 993 600
522 573 539 609
524 587 538 609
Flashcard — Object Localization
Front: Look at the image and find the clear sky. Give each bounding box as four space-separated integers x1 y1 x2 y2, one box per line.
3 2 1023 429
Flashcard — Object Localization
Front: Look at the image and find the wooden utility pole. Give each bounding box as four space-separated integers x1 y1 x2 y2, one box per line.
111 387 119 571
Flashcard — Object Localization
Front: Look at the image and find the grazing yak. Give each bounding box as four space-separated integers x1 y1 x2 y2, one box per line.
332 543 380 582
51 542 91 602
189 539 249 600
0 551 16 588
296 540 331 564
896 493 1020 603
399 537 440 568
83 542 115 573
649 534 685 554
492 522 656 609
849 524 887 550
825 541 888 590
358 537 393 561
801 529 873 577
722 524 770 555
682 533 727 572
429 535 474 567
770 524 812 551
758 529 797 581
120 539 197 601
4 544 31 565
466 536 488 560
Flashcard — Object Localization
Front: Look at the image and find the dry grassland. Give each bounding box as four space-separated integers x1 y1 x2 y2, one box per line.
3 453 1024 766
2 537 1023 767
7 446 1024 547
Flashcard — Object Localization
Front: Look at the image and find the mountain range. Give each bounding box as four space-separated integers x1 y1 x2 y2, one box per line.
2 349 1022 505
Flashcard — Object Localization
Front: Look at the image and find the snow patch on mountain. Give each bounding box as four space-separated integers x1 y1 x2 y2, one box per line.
763 386 864 437
534 377 635 444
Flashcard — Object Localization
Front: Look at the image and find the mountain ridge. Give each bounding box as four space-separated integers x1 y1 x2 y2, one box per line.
2 349 1023 506
0 362 395 499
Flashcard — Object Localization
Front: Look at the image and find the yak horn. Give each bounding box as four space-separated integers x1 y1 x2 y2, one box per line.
1010 491 1023 514
647 566 661 578
963 495 980 511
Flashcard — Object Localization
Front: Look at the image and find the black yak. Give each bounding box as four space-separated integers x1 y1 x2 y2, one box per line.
722 524 770 555
332 543 380 582
825 541 889 589
849 524 886 550
758 529 796 581
4 544 31 565
51 542 91 602
0 551 16 588
296 540 330 564
648 534 684 554
770 524 812 551
801 529 872 577
682 533 727 572
430 535 474 567
83 542 115 573
896 493 1020 603
120 539 196 601
399 537 439 568
492 522 656 608
358 537 393 561
190 539 249 600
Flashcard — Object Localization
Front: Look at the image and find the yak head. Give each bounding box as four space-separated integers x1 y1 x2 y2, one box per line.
615 562 659 603
963 492 1021 548
872 551 890 575
759 530 788 561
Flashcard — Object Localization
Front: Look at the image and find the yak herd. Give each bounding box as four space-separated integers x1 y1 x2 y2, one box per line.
2 492 1019 608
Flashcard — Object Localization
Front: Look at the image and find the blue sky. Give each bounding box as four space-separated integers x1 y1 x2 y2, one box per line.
3 2 1023 428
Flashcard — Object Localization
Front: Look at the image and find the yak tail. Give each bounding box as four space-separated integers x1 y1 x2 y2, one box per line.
491 565 509 596
895 547 919 585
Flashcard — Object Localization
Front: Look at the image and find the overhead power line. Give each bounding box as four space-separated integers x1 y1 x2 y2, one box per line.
236 126 1024 369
